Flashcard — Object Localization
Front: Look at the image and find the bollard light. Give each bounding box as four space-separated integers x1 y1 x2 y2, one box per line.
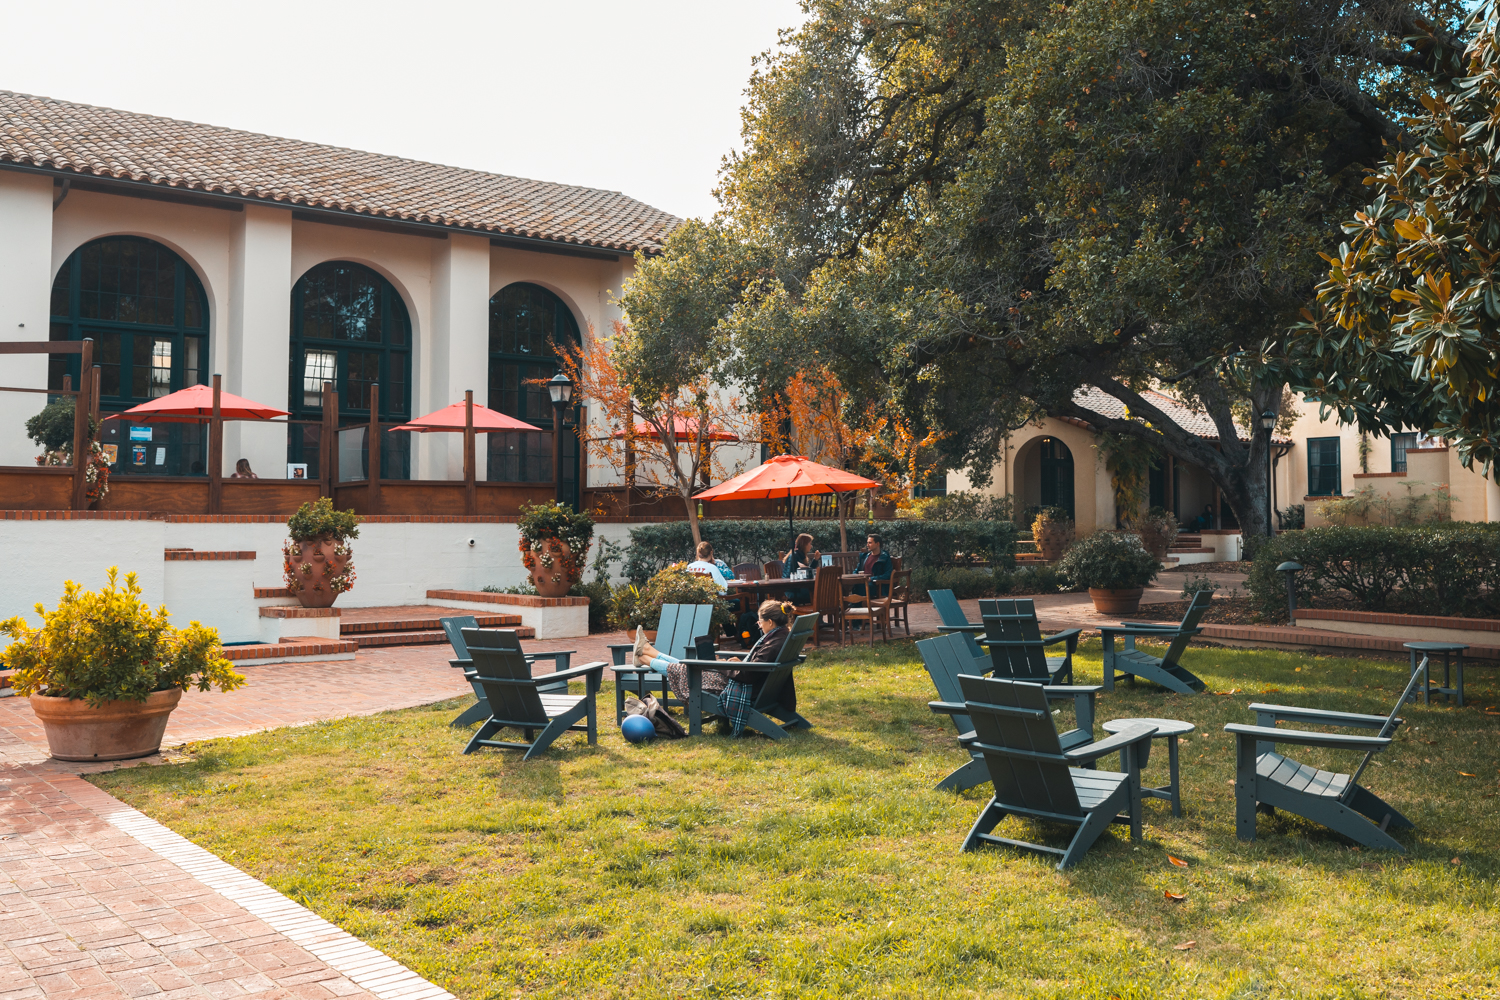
1277 560 1303 622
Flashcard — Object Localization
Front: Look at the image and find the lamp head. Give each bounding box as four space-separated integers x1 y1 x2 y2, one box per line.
548 373 573 405
1276 561 1303 574
1260 409 1277 432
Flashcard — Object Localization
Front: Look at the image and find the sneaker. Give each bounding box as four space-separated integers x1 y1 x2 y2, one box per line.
633 628 651 667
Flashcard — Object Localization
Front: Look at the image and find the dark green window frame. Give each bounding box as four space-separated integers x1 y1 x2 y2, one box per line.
1307 436 1342 496
1391 432 1418 475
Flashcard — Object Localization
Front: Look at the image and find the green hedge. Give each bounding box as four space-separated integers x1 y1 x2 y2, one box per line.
1246 525 1500 619
623 519 1017 582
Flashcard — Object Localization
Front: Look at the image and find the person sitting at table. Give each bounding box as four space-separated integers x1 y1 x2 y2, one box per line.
781 533 820 604
685 541 729 593
633 599 795 737
847 533 893 600
230 458 258 479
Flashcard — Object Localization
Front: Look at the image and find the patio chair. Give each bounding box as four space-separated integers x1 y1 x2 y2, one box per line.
931 588 987 659
1223 663 1426 851
918 632 1096 793
885 569 913 637
1097 590 1211 693
763 560 783 581
731 562 762 581
440 616 576 728
460 628 605 760
842 584 890 644
930 674 1156 869
674 613 817 739
981 599 1081 685
606 603 713 723
793 564 845 647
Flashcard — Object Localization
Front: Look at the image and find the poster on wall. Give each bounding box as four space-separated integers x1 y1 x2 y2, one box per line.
129 426 152 442
131 444 147 466
287 463 308 480
101 444 118 466
154 447 166 466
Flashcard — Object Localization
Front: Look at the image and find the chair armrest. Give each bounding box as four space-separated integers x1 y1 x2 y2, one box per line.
1116 621 1180 629
715 650 753 660
449 657 471 670
1247 703 1395 730
1223 723 1392 750
1042 684 1103 697
937 624 985 634
677 658 784 673
526 650 577 662
1065 723 1157 763
928 700 968 716
539 660 608 685
1100 625 1203 640
606 642 634 666
1042 627 1082 647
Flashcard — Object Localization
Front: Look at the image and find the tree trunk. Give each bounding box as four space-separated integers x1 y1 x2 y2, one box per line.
682 490 703 546
838 493 848 553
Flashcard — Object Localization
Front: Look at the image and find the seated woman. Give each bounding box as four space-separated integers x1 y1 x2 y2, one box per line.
633 599 794 737
230 458 258 479
781 532 820 605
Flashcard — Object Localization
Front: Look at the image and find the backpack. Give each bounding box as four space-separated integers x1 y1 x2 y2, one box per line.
622 693 687 739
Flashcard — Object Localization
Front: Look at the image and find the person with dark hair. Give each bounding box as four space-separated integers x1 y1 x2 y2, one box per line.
849 533 892 597
781 532 820 604
633 599 795 736
231 458 258 479
686 540 730 593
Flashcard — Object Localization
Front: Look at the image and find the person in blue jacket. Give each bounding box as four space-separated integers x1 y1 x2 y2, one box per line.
849 533 892 598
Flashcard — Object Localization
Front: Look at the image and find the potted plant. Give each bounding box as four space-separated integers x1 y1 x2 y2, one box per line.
609 565 734 639
1032 506 1075 562
2 567 244 761
518 501 595 598
283 498 360 609
1136 506 1180 561
26 399 111 506
1058 530 1162 614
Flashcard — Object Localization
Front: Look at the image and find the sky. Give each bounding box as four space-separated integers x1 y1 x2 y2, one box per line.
2 0 807 222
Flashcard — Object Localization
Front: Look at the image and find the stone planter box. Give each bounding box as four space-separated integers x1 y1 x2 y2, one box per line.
1294 608 1500 648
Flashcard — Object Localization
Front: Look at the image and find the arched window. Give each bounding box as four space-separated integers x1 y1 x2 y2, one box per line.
288 262 412 480
487 283 581 506
1038 437 1075 520
49 237 209 476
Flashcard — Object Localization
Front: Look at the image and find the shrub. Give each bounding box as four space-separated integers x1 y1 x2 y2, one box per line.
1004 564 1071 594
622 519 1016 582
1316 483 1457 527
1 567 245 706
25 398 87 453
907 491 1015 523
608 566 735 637
913 566 996 600
1180 573 1221 598
1057 531 1160 590
1278 503 1306 530
287 497 361 542
1246 525 1500 619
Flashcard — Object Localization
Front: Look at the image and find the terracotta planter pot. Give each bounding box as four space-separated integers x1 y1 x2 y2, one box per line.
284 534 354 609
526 537 575 598
1137 522 1178 561
1088 587 1144 615
29 688 183 761
1034 521 1074 562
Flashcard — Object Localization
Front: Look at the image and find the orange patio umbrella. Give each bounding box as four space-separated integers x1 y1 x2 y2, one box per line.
694 454 881 552
612 417 739 441
104 383 289 423
389 402 542 433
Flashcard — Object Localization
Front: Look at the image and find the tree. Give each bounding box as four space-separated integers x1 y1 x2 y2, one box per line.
556 323 754 546
1282 6 1500 471
647 0 1469 538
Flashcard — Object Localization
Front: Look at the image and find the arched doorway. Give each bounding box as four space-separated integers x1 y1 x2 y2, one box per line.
1037 436 1075 520
287 261 412 481
487 283 581 508
49 236 209 476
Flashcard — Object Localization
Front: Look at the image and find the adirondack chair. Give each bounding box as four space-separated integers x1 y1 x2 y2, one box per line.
917 632 1099 793
440 616 576 728
931 589 987 659
606 603 714 723
459 628 606 760
981 599 1080 685
929 674 1156 869
673 613 817 739
1097 590 1211 693
1224 663 1427 851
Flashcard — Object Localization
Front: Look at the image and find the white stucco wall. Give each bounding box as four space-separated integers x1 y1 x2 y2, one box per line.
0 171 57 465
226 205 293 479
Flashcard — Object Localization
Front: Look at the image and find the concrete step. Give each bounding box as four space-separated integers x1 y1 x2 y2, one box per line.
351 627 536 649
223 637 358 663
339 611 522 636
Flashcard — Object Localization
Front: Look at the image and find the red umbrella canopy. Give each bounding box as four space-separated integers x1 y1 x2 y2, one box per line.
694 455 880 500
612 418 739 442
390 402 542 433
105 384 289 423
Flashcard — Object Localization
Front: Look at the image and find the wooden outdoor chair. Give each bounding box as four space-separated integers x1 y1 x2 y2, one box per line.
606 603 713 723
827 551 860 572
763 560 783 581
981 599 1081 686
885 569 913 637
918 632 1098 794
1224 665 1426 851
441 616 576 728
1097 590 1211 693
842 583 890 645
459 628 606 760
731 562 762 581
674 614 817 739
930 674 1156 869
793 564 845 647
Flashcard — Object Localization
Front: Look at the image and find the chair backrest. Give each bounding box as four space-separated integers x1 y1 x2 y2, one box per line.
732 562 762 581
1346 664 1430 791
827 551 860 571
656 603 714 660
929 589 969 628
983 600 1053 682
917 632 991 734
441 615 480 659
462 628 548 727
811 564 843 613
763 561 783 581
1160 589 1213 665
887 568 912 603
752 614 817 708
958 673 1081 816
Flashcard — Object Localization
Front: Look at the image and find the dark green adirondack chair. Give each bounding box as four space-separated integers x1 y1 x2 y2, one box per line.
441 616 575 728
460 628 605 760
981 599 1081 685
1224 663 1427 851
917 632 1097 793
607 603 715 722
674 613 817 739
1097 590 1211 693
929 674 1157 869
930 589 987 658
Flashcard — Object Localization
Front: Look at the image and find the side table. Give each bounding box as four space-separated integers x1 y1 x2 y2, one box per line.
1403 642 1467 707
1102 716 1195 817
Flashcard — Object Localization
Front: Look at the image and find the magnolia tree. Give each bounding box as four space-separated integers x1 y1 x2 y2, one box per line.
556 324 755 546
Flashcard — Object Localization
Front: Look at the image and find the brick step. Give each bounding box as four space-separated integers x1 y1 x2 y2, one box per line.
352 627 535 649
1176 534 1203 544
339 611 522 635
1169 546 1214 554
222 638 358 662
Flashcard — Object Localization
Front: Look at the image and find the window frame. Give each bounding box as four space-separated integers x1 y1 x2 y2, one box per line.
1306 436 1342 496
1390 432 1418 475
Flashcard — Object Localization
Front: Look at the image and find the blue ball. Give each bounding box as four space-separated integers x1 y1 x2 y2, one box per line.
621 714 656 743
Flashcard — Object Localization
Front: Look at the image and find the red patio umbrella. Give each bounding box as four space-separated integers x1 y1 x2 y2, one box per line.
612 417 739 441
694 454 881 553
104 383 288 423
389 402 542 433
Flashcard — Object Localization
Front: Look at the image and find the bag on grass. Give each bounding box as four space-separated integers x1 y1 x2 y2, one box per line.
640 694 687 739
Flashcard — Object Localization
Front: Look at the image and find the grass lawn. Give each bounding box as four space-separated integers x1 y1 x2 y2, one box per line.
93 640 1500 999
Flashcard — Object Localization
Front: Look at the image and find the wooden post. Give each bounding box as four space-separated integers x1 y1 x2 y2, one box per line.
321 381 336 499
208 374 224 514
89 364 101 424
367 383 381 514
69 338 93 510
463 389 477 516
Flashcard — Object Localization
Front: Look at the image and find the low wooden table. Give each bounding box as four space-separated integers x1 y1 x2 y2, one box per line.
1102 716 1195 817
1404 641 1468 707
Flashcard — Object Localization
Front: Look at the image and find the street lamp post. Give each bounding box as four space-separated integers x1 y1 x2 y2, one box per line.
1260 410 1277 538
548 373 573 507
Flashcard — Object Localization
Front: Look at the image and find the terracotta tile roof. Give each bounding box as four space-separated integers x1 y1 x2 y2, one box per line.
1074 385 1276 442
0 90 681 254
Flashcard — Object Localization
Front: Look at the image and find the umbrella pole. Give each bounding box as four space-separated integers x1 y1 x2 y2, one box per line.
788 487 794 559
208 374 223 515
